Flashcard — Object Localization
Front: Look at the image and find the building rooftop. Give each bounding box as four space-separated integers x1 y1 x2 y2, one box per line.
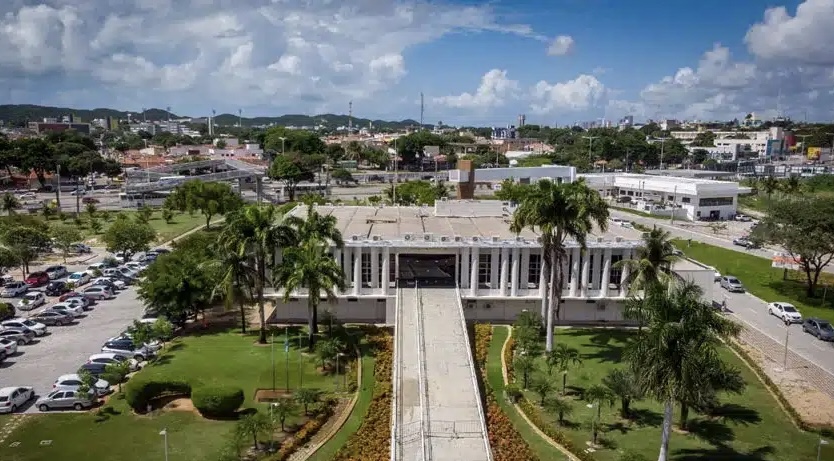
290 201 644 248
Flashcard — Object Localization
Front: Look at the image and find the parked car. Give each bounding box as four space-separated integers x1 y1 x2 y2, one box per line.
31 310 73 326
101 340 155 361
124 262 147 273
88 353 140 371
78 362 108 377
81 197 99 204
81 286 114 301
0 338 18 356
92 277 125 291
16 292 46 311
0 328 35 345
768 302 803 325
67 272 91 286
1 282 28 298
48 302 85 318
44 266 68 280
720 276 745 293
53 374 110 395
62 296 91 310
70 243 92 254
59 291 82 302
36 389 94 411
1 318 47 336
24 271 50 287
802 318 834 341
734 214 753 222
0 274 14 285
0 387 35 413
85 263 107 276
45 281 69 297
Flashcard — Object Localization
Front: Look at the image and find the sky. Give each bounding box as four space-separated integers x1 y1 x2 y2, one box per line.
1 0 833 127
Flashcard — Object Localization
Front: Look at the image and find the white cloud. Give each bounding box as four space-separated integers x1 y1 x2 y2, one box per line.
530 75 607 114
433 69 520 109
547 35 574 56
745 0 834 66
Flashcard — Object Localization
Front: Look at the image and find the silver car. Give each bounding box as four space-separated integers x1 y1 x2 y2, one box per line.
720 276 745 293
36 389 94 412
0 328 35 345
53 374 111 395
0 387 34 413
1 318 47 336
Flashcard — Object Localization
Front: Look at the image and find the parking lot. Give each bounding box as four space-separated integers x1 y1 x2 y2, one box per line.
0 253 148 413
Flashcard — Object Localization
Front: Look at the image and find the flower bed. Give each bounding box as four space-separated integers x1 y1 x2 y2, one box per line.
332 328 393 461
474 324 540 461
270 400 336 461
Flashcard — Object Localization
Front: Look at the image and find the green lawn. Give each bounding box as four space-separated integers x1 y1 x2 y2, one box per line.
486 326 570 460
738 194 770 213
515 328 832 461
677 239 834 323
48 209 208 244
0 327 350 461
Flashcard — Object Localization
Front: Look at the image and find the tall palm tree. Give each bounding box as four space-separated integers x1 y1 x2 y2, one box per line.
760 176 780 199
546 343 583 395
1 193 19 215
208 248 255 334
510 178 609 351
275 239 346 351
780 176 801 195
625 281 741 461
221 204 295 343
602 367 643 419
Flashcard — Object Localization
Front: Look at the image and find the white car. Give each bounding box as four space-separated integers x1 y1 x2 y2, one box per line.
63 297 91 309
81 286 114 301
44 265 68 280
124 262 147 273
67 272 91 286
1 319 47 336
85 263 107 276
0 387 35 413
53 374 110 395
92 277 126 290
70 243 92 254
768 302 803 325
88 353 140 372
48 303 85 318
16 292 46 310
1 282 28 298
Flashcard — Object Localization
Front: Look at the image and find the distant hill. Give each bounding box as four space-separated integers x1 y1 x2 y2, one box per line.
0 104 423 130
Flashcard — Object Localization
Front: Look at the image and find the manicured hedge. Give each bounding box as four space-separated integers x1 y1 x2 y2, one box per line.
192 386 245 417
124 378 191 412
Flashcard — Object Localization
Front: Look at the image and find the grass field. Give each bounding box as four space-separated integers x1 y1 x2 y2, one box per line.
0 327 350 461
677 239 834 323
56 209 208 244
512 328 833 461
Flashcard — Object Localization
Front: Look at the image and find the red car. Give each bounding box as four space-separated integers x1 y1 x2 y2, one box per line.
24 271 49 287
59 291 82 302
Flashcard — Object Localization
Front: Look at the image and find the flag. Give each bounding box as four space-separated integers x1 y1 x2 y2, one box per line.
159 429 167 436
284 338 290 353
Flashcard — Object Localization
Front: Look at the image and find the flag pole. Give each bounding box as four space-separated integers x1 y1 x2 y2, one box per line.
270 330 275 392
284 326 290 391
298 332 304 389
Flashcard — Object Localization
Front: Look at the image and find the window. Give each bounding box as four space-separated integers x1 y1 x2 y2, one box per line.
361 253 371 286
681 197 691 203
609 254 623 285
528 253 541 286
698 197 733 207
478 253 491 288
588 254 595 287
389 254 396 287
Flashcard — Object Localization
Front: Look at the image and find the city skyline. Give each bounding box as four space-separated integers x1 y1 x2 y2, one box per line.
0 0 831 126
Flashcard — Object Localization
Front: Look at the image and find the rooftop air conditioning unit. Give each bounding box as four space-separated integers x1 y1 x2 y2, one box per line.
484 303 493 309
403 233 414 241
515 236 525 243
424 233 434 242
472 236 481 242
440 235 450 242
491 236 500 243
441 197 448 202
351 235 360 241
454 235 463 242
597 237 604 243
466 301 476 309
615 236 623 242
325 202 333 206
372 235 382 242
537 236 543 244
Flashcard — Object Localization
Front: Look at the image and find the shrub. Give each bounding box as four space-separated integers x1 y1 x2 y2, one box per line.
192 386 245 417
0 302 15 321
505 383 522 403
124 378 191 412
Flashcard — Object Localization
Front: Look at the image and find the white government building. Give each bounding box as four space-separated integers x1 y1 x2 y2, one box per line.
269 199 714 325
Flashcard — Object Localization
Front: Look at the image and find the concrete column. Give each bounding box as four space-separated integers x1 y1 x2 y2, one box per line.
333 248 342 293
510 248 520 297
499 248 509 296
592 249 602 290
342 246 352 287
580 249 591 298
469 247 479 297
569 247 581 297
620 249 632 297
370 247 379 288
461 247 471 289
538 258 547 298
382 247 390 295
601 248 612 298
520 248 530 290
490 248 500 288
352 246 362 296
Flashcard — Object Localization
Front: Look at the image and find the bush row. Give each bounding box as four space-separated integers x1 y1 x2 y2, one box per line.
332 327 392 461
474 324 540 461
191 386 245 417
124 378 244 417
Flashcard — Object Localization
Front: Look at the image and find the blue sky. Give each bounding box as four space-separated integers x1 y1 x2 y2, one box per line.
1 0 831 126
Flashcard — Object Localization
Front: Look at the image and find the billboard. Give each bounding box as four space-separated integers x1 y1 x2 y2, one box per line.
765 139 783 158
772 252 803 271
807 147 822 160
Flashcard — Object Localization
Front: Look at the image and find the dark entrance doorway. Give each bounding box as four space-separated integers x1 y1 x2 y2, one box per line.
398 254 457 287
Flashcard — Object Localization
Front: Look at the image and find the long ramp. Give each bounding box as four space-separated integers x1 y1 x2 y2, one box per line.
392 286 492 461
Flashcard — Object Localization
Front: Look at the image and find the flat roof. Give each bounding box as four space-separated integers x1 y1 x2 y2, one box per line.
290 203 644 248
643 169 736 178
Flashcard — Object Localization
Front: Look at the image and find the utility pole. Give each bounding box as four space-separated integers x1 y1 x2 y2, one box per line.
657 137 669 170
582 136 598 168
348 101 353 134
797 134 812 160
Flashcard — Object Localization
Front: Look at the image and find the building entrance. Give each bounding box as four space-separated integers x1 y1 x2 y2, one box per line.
398 254 457 287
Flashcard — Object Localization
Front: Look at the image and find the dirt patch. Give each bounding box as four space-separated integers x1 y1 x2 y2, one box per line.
255 389 294 403
162 397 197 413
738 343 834 426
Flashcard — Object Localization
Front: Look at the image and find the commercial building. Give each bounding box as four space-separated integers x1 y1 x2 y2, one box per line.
27 122 91 134
267 201 715 325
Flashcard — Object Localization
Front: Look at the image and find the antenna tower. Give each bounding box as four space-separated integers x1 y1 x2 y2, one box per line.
348 101 353 133
238 108 242 128
420 92 424 130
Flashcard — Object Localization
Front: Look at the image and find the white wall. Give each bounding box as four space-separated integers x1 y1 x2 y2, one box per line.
269 297 391 324
460 298 628 324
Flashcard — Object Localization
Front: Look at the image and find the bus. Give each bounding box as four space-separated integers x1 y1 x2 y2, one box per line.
119 191 170 208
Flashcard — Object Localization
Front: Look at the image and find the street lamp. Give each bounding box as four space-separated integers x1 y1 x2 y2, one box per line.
782 323 791 371
586 403 598 445
335 352 346 390
159 428 169 461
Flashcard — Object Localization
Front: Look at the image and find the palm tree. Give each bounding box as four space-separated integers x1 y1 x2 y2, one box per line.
531 375 555 405
513 355 535 389
275 240 346 351
546 343 583 394
544 396 573 426
583 384 614 420
616 226 679 295
625 281 741 461
1 193 19 215
510 178 609 351
208 248 255 334
270 397 297 432
294 388 323 415
760 176 780 199
344 141 362 161
780 176 801 195
236 412 272 450
221 205 295 344
315 336 345 370
603 368 643 419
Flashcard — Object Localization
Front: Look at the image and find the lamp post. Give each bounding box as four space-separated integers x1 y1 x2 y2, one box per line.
782 324 790 371
336 352 346 390
586 403 598 445
159 428 169 461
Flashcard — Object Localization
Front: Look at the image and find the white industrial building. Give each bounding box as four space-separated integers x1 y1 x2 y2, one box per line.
267 201 714 325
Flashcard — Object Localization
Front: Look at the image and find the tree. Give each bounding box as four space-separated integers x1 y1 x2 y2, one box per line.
50 225 83 263
208 249 254 334
543 396 573 426
138 250 217 326
268 154 315 202
263 127 326 156
603 368 643 418
0 222 51 276
270 398 297 432
584 384 614 420
494 179 535 203
331 168 355 185
162 208 174 224
689 131 715 147
89 218 103 234
513 355 535 389
102 214 156 262
625 281 742 461
75 369 99 397
137 206 154 223
15 138 56 187
295 388 323 416
531 375 555 405
755 196 834 296
760 176 780 199
781 176 801 195
166 180 243 229
314 336 345 370
510 179 609 351
1 193 19 215
384 180 444 206
546 343 583 395
102 360 131 393
236 412 272 450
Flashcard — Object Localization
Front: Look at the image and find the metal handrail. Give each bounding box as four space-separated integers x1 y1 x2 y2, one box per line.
414 285 432 461
455 283 494 461
390 285 402 461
